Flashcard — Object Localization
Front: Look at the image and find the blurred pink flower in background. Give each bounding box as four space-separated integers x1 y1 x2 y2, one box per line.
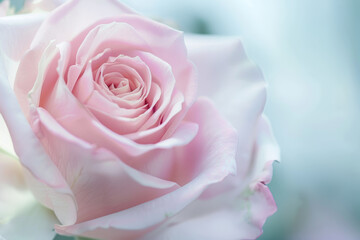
0 0 66 16
0 1 9 16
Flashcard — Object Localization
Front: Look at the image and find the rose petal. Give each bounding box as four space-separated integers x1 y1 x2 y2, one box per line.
31 0 135 48
55 97 238 239
0 13 46 60
0 57 77 225
32 42 195 158
14 0 134 111
33 107 180 223
140 116 279 240
31 0 195 107
185 34 276 197
140 185 275 240
185 34 266 128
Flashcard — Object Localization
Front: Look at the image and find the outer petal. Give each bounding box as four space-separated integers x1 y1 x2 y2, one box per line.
0 13 46 61
55 97 238 240
0 151 58 240
31 0 135 48
185 34 266 136
0 13 46 89
185 35 270 196
141 115 280 240
0 59 77 225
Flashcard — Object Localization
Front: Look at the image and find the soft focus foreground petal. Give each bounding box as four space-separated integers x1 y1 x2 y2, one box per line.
140 115 279 240
55 98 237 240
0 61 77 225
0 151 58 240
0 13 46 60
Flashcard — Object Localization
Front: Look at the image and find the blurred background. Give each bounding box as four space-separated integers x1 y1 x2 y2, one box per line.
4 0 360 239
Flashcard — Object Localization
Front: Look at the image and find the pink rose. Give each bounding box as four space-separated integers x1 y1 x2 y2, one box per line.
0 0 280 239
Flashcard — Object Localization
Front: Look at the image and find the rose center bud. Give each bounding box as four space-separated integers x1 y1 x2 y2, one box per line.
104 74 130 94
96 60 144 100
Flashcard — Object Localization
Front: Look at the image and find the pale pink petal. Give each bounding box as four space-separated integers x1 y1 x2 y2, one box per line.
0 13 46 60
30 42 196 158
31 0 135 48
13 0 134 110
33 107 180 223
141 184 275 240
0 58 77 225
31 0 196 106
0 12 46 89
55 97 238 239
140 116 279 240
185 34 266 129
186 34 278 196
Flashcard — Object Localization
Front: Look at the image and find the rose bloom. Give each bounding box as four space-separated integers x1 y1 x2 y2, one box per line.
0 0 280 239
